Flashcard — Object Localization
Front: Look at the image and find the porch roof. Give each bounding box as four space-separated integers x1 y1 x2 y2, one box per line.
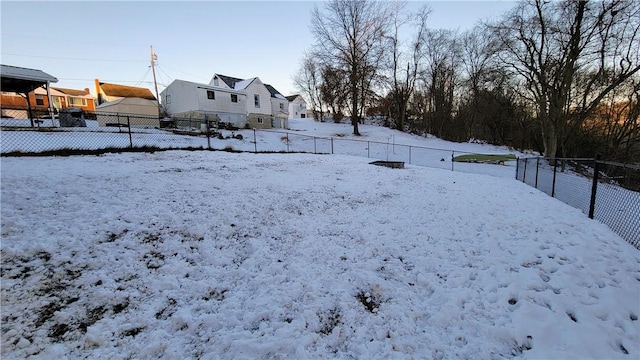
1 64 58 94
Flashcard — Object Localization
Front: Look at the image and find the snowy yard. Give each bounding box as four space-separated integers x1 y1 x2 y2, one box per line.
1 149 638 359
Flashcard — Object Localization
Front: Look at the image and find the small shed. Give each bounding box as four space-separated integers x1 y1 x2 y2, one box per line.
96 98 160 127
94 80 160 127
0 64 58 126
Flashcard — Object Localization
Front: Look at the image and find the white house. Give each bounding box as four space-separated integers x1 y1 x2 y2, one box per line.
210 74 273 129
286 94 308 119
265 84 289 128
160 79 247 126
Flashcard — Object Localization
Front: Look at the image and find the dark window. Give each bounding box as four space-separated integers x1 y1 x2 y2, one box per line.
35 94 44 105
231 94 238 103
254 94 260 108
207 90 215 99
257 117 263 124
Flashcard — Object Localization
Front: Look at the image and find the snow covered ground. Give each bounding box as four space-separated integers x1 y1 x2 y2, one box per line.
1 119 639 359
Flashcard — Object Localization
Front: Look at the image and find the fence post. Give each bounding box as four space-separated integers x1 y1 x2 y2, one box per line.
367 141 370 158
588 155 601 219
331 138 334 154
127 116 133 148
523 158 528 183
314 137 317 154
253 128 257 153
551 159 558 197
206 121 211 150
286 133 290 153
515 157 520 179
451 151 454 171
535 157 540 189
409 146 412 165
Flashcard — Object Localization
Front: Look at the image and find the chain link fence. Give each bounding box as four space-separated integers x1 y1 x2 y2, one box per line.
516 157 640 248
1 111 513 175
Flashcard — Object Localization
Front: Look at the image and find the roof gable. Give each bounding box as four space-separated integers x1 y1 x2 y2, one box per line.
52 87 91 97
265 84 286 100
100 82 156 100
171 79 246 95
233 77 259 90
215 74 244 89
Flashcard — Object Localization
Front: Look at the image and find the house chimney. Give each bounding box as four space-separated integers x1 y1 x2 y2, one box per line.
94 79 102 105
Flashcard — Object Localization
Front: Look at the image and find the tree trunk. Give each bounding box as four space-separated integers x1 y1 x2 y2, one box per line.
351 69 361 136
543 121 558 159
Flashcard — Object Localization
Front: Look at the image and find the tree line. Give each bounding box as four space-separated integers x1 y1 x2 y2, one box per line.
293 0 639 163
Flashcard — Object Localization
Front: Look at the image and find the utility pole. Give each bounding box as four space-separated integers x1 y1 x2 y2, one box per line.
150 45 161 116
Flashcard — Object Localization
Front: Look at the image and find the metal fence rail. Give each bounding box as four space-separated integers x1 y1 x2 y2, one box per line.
516 157 640 248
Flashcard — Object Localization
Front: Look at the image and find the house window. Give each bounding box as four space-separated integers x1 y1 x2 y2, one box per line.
254 94 260 108
35 94 44 105
207 90 215 99
52 96 62 109
231 94 238 103
165 95 171 104
279 103 284 110
214 78 219 86
257 117 263 124
69 97 87 106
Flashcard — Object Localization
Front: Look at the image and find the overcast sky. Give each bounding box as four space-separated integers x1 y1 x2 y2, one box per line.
1 1 516 98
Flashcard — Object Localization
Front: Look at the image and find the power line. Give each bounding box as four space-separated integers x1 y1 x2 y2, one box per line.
57 77 156 84
1 31 146 48
1 52 146 63
135 67 152 88
156 63 209 83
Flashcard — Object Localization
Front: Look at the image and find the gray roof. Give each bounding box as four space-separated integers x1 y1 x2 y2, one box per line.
1 64 58 83
265 84 284 98
215 74 244 89
1 64 58 94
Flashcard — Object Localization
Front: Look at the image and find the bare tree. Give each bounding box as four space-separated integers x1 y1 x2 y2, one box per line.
311 0 390 135
293 53 325 121
458 28 503 138
579 76 640 162
489 0 640 158
417 29 460 138
385 3 430 132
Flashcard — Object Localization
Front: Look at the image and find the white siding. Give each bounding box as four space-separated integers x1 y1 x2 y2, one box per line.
209 74 231 89
271 97 289 117
288 96 307 119
96 98 158 117
161 79 246 117
244 79 271 116
161 80 198 115
196 87 246 114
